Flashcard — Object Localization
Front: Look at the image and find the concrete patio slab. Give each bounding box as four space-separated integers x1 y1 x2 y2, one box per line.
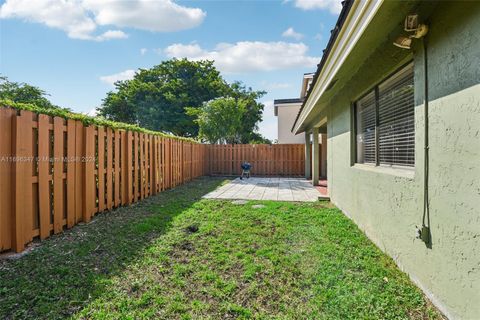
203 177 324 202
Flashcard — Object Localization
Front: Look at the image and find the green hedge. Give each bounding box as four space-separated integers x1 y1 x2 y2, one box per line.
0 99 198 143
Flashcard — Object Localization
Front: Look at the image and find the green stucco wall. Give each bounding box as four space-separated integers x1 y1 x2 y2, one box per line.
324 2 480 319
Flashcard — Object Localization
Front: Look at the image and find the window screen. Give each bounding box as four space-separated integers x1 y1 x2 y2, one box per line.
354 63 414 167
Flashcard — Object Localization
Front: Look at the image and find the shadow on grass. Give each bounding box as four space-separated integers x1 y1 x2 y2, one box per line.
0 177 228 319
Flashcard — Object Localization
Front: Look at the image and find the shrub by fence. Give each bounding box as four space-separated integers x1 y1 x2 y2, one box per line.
0 106 306 253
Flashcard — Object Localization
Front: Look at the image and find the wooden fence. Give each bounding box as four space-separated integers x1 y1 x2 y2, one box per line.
0 109 209 253
0 108 305 253
208 144 305 176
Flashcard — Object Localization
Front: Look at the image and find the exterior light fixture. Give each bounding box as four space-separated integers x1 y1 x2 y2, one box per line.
393 36 413 49
393 14 429 50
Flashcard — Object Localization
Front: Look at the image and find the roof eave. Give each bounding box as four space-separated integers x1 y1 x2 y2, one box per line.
292 0 384 134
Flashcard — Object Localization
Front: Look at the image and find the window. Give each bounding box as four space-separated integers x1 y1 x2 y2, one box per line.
355 63 414 167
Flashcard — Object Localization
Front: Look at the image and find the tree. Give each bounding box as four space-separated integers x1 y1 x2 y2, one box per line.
227 81 267 143
248 132 272 144
187 97 247 144
97 59 228 137
0 76 60 109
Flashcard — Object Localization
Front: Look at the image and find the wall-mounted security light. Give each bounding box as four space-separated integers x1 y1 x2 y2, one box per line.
404 14 419 32
393 14 428 50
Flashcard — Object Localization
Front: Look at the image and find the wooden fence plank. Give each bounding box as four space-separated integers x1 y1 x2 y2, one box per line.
149 135 154 195
97 127 105 212
134 132 139 202
106 128 113 210
139 133 144 199
53 117 64 234
114 130 120 207
83 126 95 222
126 131 133 204
160 137 164 191
74 121 84 223
121 131 127 205
66 119 76 228
37 114 50 239
164 138 168 190
152 136 158 193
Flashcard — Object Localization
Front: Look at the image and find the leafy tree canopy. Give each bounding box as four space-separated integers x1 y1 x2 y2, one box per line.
226 81 269 143
0 76 63 110
97 58 268 141
97 59 227 137
187 97 271 145
186 97 245 144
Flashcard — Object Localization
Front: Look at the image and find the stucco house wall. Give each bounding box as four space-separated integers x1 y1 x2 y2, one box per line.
277 104 305 144
325 2 479 319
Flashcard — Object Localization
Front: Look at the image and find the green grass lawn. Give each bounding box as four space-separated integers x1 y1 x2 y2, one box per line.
0 177 442 319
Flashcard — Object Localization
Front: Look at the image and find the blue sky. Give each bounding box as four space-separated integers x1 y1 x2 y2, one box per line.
0 0 340 140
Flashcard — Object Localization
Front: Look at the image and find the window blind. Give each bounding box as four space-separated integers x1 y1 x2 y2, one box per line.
354 63 415 167
356 91 376 164
378 64 414 166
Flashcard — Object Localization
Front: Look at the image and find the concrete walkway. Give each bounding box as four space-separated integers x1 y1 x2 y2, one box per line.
203 177 323 202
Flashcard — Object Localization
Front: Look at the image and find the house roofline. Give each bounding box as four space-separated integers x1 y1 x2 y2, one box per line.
274 98 304 105
291 0 356 133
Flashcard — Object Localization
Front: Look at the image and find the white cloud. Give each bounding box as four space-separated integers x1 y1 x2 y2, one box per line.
292 0 342 14
85 0 205 32
261 81 293 90
95 30 128 41
100 69 136 86
282 27 304 40
0 0 98 40
0 0 206 41
140 48 148 55
164 41 320 73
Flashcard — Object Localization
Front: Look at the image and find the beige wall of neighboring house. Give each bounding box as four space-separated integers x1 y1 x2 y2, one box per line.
275 102 304 144
274 73 314 144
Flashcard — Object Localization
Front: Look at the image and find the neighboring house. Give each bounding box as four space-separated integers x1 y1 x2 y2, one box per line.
274 73 313 144
292 1 479 319
274 98 304 144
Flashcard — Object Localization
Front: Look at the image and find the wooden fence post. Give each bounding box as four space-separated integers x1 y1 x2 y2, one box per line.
0 108 14 251
12 110 33 252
